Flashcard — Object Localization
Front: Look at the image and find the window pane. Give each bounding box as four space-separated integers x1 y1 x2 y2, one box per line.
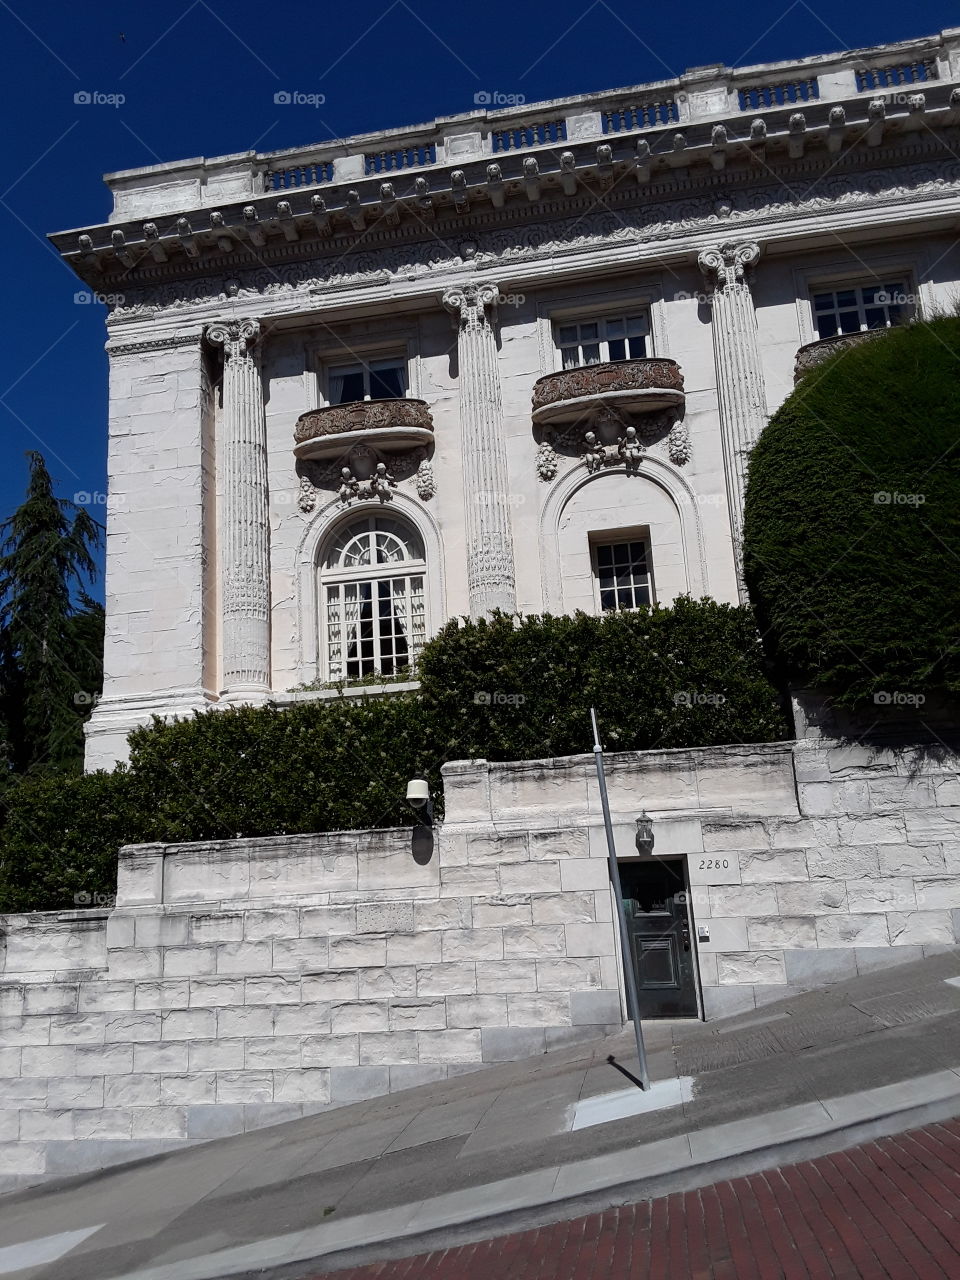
579 323 599 340
626 315 649 336
813 293 832 312
594 540 652 614
627 336 647 358
835 290 857 308
838 312 860 334
336 370 365 404
370 365 405 399
557 325 578 344
816 315 839 339
604 318 625 338
561 347 581 369
608 338 627 362
582 344 601 365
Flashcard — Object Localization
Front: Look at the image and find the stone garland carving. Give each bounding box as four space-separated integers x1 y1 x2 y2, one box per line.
535 408 690 481
535 438 559 482
108 162 960 320
296 445 434 512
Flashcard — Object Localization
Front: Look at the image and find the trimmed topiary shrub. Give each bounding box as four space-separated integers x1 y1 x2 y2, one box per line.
744 317 960 707
0 597 788 912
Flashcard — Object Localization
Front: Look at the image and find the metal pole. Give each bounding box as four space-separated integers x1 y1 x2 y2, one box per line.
590 707 651 1090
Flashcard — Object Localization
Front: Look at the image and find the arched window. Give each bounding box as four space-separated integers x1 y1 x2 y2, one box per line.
320 515 427 680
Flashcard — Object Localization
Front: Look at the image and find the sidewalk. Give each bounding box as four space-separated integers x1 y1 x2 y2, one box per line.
3 949 960 1279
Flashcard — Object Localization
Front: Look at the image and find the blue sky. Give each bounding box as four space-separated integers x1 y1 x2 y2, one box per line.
1 0 955 597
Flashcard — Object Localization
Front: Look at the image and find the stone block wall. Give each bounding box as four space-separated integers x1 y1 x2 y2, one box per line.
3 735 960 1189
0 825 620 1192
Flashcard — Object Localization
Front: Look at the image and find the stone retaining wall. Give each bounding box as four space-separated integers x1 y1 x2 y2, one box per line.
2 735 960 1189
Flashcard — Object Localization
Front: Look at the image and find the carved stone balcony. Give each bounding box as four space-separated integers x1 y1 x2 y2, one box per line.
794 330 885 381
294 398 434 460
531 359 684 426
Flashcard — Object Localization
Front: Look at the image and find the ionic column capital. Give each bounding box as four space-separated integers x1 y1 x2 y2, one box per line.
442 281 500 329
698 241 761 291
206 318 261 360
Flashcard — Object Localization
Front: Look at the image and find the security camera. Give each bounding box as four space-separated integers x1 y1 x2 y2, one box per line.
405 778 430 808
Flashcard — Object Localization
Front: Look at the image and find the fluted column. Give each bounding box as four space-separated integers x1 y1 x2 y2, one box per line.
698 241 768 598
207 319 271 695
442 281 517 617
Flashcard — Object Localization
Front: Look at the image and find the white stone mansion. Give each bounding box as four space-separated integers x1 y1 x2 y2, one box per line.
54 28 960 769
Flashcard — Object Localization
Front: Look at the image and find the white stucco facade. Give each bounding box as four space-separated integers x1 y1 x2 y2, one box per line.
50 28 960 768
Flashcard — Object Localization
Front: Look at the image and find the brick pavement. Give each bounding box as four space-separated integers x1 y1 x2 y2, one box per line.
322 1118 960 1279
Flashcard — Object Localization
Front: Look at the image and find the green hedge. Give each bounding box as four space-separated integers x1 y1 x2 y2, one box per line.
416 599 789 760
743 318 960 706
0 597 788 912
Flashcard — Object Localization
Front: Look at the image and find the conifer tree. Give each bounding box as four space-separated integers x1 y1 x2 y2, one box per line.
0 453 103 776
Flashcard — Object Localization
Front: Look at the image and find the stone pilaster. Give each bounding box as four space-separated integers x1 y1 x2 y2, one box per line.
698 241 768 598
442 281 517 617
207 319 271 695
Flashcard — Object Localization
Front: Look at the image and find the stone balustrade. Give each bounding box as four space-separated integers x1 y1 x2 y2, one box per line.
293 399 434 461
94 30 959 223
794 330 886 380
531 359 685 426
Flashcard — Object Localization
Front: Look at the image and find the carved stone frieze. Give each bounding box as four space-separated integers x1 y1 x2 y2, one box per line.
107 162 960 320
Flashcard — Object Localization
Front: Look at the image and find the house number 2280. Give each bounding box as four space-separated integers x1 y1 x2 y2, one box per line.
699 858 730 870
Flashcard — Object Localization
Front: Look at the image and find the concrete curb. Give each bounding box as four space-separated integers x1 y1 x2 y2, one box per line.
102 1068 960 1280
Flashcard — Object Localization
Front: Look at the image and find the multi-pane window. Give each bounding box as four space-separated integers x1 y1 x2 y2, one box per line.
327 359 407 405
812 283 907 340
594 539 653 612
322 517 426 679
556 314 650 369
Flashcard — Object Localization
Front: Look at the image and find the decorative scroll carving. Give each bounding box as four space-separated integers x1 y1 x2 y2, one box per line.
206 319 271 693
442 281 516 616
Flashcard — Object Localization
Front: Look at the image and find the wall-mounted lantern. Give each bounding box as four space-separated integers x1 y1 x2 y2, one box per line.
635 811 655 857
